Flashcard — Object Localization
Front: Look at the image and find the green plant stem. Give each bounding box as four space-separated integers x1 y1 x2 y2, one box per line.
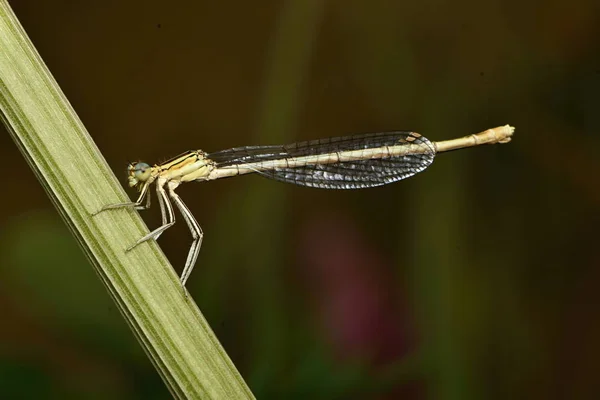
0 2 254 399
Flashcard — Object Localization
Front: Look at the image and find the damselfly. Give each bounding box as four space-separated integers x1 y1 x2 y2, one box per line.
95 125 514 286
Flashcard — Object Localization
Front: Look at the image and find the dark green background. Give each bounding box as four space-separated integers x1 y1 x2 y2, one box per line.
1 1 598 399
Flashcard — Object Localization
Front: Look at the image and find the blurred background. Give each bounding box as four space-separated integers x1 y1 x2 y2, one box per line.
1 0 599 399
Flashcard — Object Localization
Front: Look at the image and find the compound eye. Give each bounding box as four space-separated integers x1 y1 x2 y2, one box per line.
134 162 151 181
128 162 151 187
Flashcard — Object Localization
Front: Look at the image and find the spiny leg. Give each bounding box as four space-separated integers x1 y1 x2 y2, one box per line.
152 178 168 241
126 178 175 251
167 183 203 286
92 181 151 215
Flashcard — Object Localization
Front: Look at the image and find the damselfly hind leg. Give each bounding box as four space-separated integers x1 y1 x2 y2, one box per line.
166 183 204 286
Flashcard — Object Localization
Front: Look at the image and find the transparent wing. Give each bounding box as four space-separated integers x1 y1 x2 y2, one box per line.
207 131 436 189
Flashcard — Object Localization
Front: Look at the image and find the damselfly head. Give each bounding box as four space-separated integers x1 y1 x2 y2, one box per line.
127 162 152 188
